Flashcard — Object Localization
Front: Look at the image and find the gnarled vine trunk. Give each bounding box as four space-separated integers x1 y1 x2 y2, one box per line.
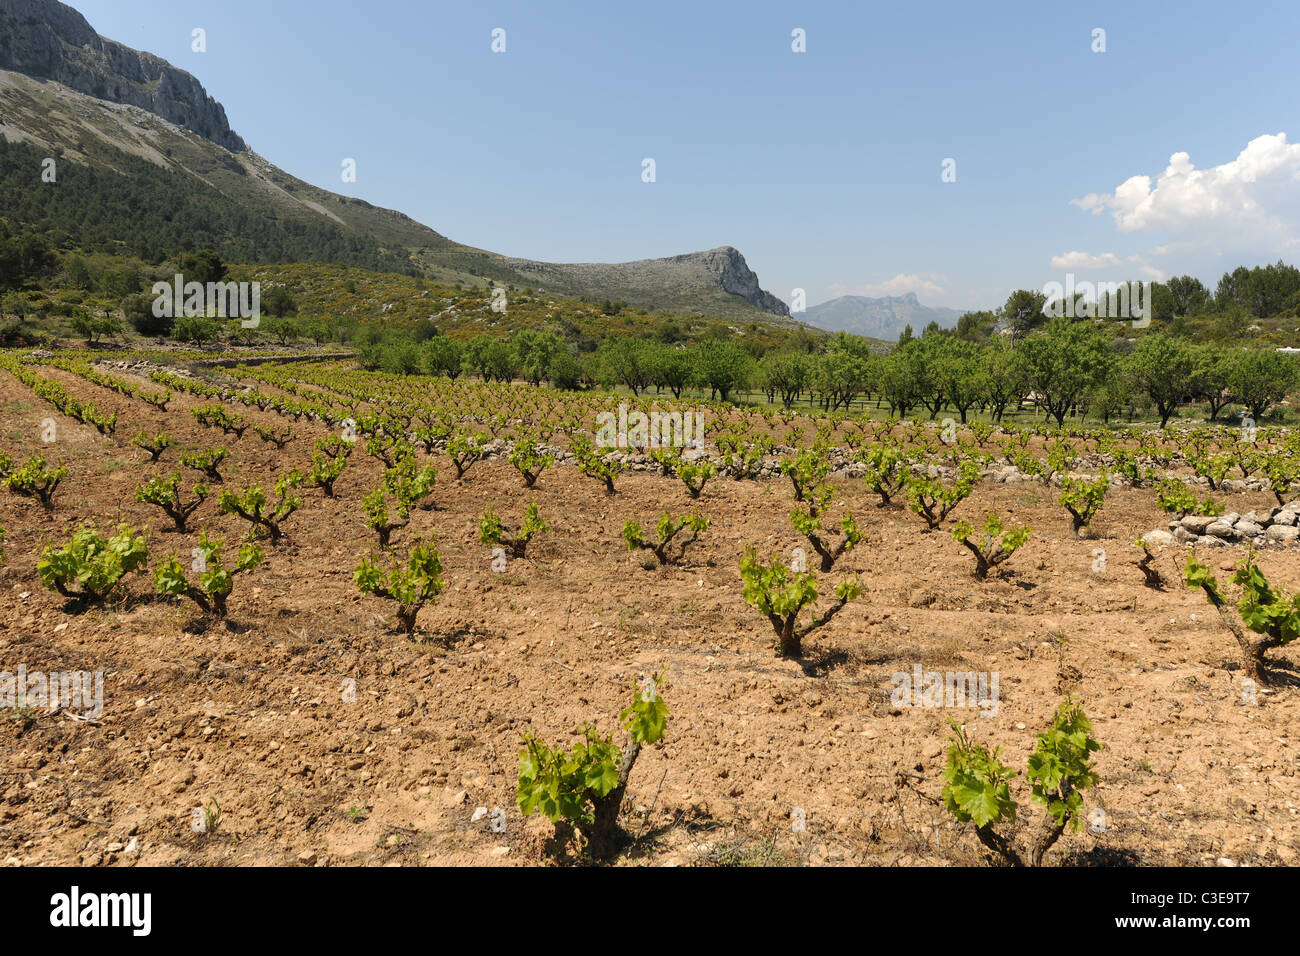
588 740 641 858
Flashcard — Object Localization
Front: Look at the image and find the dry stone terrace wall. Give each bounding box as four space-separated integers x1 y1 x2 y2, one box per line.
1155 504 1300 549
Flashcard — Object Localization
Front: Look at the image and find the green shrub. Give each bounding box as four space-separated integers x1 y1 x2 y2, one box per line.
354 538 446 634
857 441 911 507
1058 472 1109 537
181 447 228 483
740 550 861 658
1134 537 1165 590
4 455 67 511
715 431 771 480
218 473 302 543
1262 452 1300 507
305 436 351 497
781 446 830 503
481 501 549 558
647 446 680 477
447 430 487 479
155 534 263 619
38 524 149 603
678 458 716 499
136 473 209 533
130 430 172 462
623 514 707 567
1188 453 1231 491
383 455 437 511
518 672 667 857
362 486 409 548
906 461 979 531
253 423 295 449
365 431 413 468
1155 478 1222 517
942 699 1101 867
570 434 621 495
1184 552 1300 680
952 514 1031 580
192 403 248 439
508 431 553 488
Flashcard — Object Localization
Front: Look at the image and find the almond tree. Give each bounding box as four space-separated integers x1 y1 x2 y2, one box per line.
1125 333 1203 427
1016 318 1114 427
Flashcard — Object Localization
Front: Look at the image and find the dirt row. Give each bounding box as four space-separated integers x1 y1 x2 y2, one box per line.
0 362 1296 866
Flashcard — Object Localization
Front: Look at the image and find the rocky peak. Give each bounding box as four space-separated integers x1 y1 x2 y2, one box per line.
673 246 789 317
0 0 246 151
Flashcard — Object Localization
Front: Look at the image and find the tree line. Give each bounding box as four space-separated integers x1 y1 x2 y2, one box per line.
361 319 1299 426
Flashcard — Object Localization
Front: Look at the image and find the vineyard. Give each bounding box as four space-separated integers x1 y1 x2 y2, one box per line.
1 346 1299 867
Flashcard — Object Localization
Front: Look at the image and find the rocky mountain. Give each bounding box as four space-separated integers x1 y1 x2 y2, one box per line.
802 293 967 340
0 0 791 322
0 0 244 151
500 245 790 317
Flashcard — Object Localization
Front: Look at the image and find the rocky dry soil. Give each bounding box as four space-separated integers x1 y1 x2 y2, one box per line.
1 363 1298 866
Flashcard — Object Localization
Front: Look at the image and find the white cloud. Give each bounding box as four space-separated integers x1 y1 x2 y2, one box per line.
1049 251 1123 270
1071 133 1300 244
831 272 947 299
1125 255 1165 282
1069 193 1109 215
1062 133 1300 283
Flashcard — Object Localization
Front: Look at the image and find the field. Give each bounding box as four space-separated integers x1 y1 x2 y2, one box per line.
1 349 1298 867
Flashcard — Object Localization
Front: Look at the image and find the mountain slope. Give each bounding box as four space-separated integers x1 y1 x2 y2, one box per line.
802 293 967 340
0 0 791 322
0 0 243 150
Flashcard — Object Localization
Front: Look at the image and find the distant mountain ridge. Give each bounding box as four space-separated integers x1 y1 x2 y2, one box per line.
801 293 967 340
0 0 792 322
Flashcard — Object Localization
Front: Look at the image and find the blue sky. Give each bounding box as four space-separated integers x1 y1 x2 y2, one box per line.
71 0 1300 311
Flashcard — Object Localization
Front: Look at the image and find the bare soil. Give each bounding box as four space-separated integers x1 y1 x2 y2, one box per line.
1 364 1297 867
